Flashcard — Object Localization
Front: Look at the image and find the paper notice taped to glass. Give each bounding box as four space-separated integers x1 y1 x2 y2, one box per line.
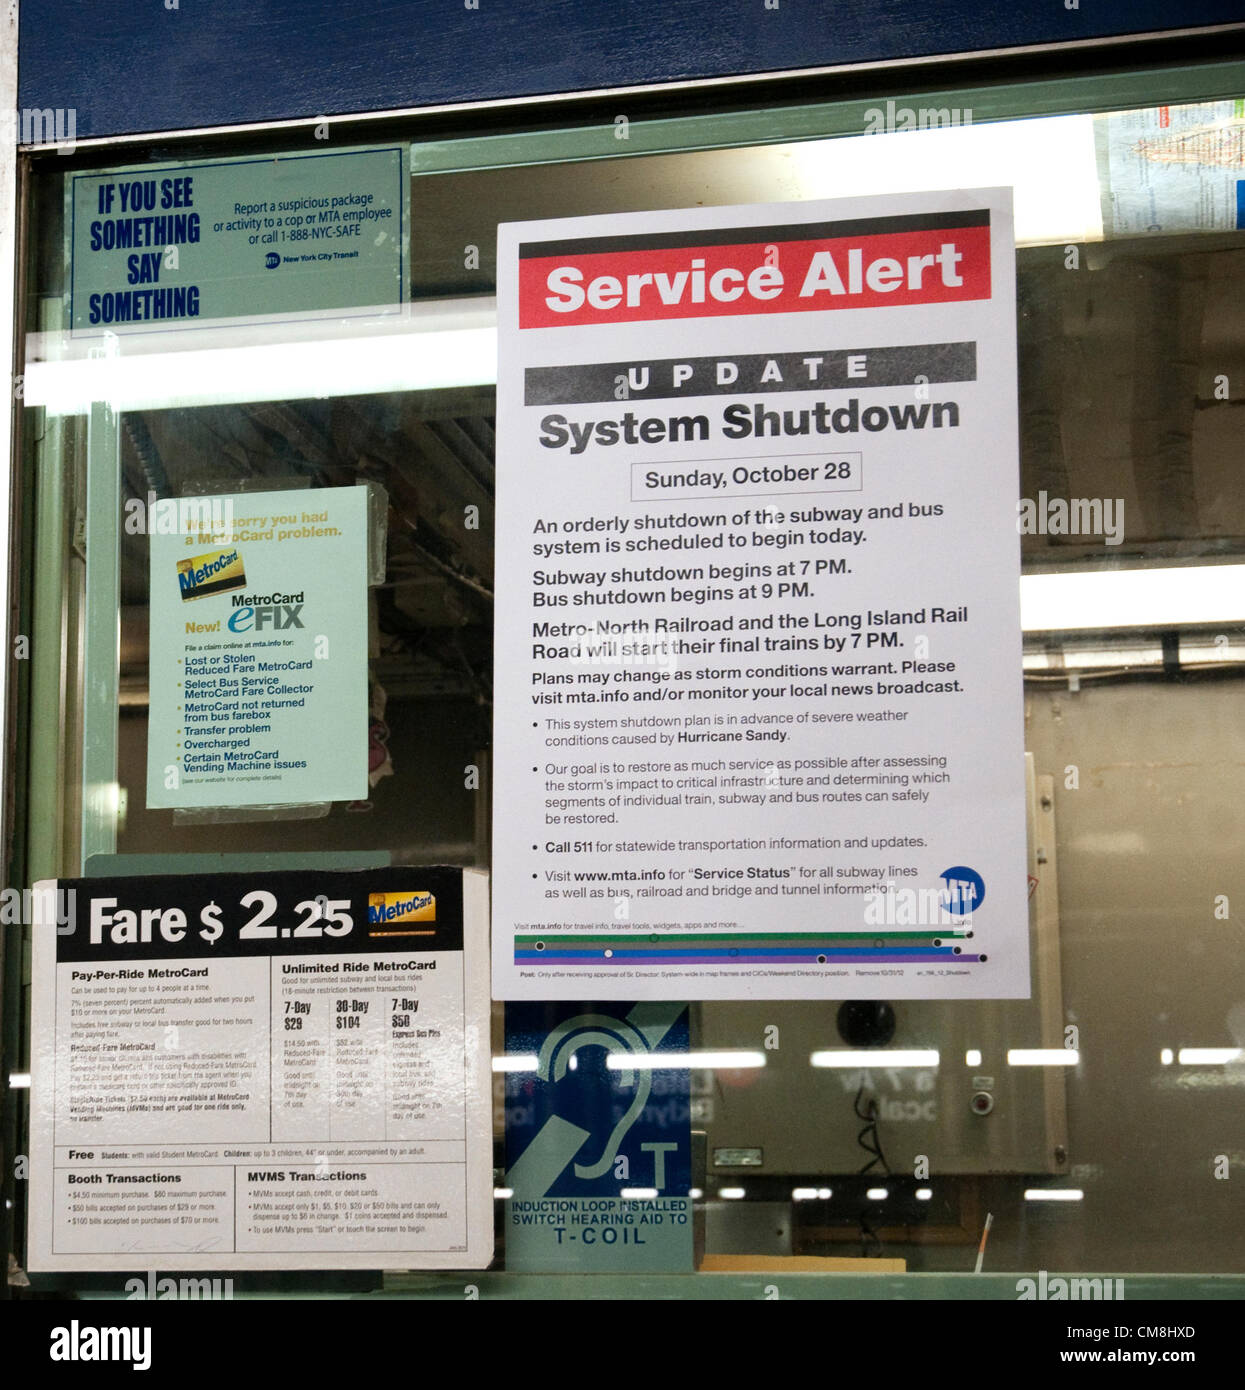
1096 100 1245 236
491 188 1030 1002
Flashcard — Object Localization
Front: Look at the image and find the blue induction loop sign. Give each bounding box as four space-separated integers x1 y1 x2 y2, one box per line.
504 1001 693 1271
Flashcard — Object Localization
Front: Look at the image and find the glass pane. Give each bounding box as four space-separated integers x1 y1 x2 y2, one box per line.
16 74 1245 1293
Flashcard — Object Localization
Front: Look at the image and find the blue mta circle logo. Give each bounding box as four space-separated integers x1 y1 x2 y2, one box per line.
264 252 281 269
939 866 984 918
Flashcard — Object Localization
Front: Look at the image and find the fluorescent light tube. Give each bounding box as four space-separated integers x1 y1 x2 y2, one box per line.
786 116 1102 247
1007 1049 1079 1066
811 1049 939 1067
1020 566 1245 631
491 1054 538 1072
606 1050 765 1070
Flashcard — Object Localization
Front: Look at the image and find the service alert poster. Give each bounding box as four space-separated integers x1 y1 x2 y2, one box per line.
28 868 493 1271
493 190 1029 1002
146 484 368 809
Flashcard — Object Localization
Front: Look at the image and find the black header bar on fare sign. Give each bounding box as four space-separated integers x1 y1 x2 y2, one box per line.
525 342 977 406
518 210 992 259
49 867 464 963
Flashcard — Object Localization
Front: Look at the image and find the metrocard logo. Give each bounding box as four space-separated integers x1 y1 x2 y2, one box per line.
367 891 436 931
177 548 246 601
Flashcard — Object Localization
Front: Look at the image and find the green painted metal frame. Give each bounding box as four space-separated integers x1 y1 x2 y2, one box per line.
79 399 120 869
410 59 1245 175
35 1270 1245 1300
384 1271 1245 1300
25 407 69 885
84 851 392 876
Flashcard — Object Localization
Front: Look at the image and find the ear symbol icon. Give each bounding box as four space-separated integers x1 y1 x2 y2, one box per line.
539 1013 651 1180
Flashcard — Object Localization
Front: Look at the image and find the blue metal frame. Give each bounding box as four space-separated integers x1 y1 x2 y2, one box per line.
19 1 1245 141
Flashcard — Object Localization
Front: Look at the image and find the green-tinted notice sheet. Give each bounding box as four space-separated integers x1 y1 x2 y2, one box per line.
146 486 369 809
69 144 406 336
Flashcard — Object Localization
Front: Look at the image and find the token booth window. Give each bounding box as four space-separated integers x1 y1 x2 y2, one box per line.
9 59 1245 1295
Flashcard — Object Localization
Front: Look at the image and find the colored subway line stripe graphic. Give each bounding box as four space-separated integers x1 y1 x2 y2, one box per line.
514 934 980 964
514 931 970 945
515 949 982 964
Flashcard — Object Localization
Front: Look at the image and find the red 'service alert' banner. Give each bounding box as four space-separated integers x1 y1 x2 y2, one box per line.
518 219 991 329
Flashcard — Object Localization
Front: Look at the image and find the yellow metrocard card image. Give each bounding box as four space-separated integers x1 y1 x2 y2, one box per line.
367 890 437 933
177 547 246 601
